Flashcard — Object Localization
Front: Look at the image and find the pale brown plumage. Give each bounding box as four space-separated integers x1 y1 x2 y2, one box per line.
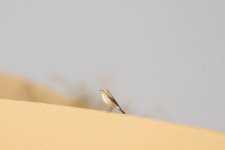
100 89 126 114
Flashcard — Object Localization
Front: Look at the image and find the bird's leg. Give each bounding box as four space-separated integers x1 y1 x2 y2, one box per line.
109 107 113 113
107 107 111 113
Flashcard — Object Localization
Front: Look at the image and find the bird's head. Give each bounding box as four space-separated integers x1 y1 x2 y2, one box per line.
100 88 110 94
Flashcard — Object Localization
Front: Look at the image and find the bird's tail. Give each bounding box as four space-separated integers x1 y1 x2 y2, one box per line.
118 107 126 114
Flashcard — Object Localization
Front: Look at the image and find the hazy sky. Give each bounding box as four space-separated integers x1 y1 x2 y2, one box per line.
1 0 225 131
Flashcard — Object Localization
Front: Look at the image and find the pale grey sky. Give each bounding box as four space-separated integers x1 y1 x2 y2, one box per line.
1 0 225 131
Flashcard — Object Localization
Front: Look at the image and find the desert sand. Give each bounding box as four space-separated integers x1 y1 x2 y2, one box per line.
0 99 225 150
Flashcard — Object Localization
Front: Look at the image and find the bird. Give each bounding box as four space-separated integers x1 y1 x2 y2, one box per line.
100 88 126 114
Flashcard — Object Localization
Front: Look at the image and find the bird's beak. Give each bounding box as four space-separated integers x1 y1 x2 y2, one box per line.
100 89 103 92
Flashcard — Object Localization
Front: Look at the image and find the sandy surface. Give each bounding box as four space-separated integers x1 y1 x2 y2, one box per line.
0 99 225 150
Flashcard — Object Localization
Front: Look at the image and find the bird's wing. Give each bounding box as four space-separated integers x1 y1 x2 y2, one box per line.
107 92 120 107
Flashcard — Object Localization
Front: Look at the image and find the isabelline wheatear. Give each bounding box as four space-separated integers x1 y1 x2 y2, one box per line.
100 89 126 114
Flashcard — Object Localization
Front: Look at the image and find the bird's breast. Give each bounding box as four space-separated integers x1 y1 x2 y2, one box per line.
101 93 117 108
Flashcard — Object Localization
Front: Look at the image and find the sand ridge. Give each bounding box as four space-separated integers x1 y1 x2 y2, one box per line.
0 99 225 150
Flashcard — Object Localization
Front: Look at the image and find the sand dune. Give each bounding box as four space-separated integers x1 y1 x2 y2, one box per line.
0 99 224 150
0 72 90 107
